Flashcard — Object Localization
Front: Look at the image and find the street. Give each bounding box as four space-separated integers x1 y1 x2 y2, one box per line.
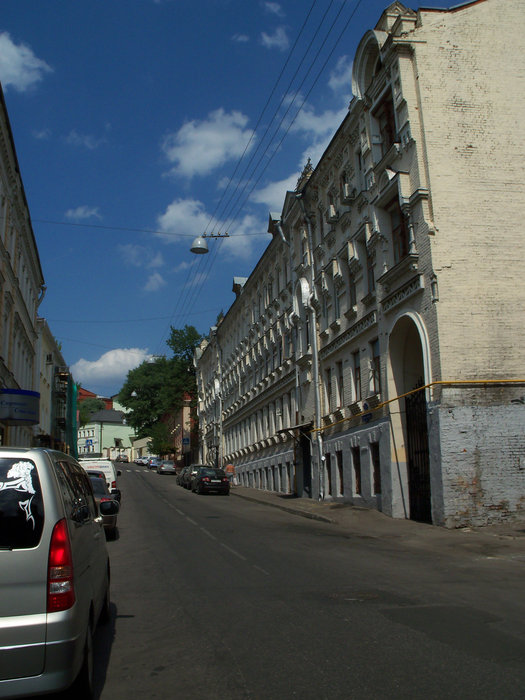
64 465 525 699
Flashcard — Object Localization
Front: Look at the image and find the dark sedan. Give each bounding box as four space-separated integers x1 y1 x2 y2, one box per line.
89 475 120 538
191 467 230 495
181 464 204 489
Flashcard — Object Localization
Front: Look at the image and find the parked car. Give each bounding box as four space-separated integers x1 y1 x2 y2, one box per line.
135 455 149 466
181 464 204 489
176 466 190 486
78 458 121 502
115 454 128 463
0 447 118 698
88 475 120 538
191 467 230 495
85 470 121 503
157 459 177 475
147 457 162 470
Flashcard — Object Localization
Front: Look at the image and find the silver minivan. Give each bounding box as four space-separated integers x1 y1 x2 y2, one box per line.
0 447 118 698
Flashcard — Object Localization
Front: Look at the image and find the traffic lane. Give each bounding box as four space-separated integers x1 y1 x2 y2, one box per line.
132 466 525 638
98 468 525 699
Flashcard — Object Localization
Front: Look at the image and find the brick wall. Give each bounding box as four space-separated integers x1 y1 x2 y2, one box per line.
429 401 525 526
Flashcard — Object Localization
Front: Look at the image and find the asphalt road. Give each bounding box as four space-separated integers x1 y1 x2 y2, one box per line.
72 465 525 699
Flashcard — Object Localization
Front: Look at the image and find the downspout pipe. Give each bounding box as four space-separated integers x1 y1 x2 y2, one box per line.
275 219 301 437
296 193 324 501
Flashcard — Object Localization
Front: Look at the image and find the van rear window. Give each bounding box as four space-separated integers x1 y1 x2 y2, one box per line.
0 458 44 549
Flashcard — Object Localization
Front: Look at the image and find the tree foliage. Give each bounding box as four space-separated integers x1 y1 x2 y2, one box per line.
78 397 105 426
118 325 202 440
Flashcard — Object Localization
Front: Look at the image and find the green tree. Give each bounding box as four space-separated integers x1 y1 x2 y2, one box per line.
118 325 202 439
78 397 105 426
148 422 173 456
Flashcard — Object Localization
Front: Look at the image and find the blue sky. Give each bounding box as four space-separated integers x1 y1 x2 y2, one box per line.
0 0 456 397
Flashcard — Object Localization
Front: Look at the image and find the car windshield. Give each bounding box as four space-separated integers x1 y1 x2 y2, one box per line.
89 477 108 495
200 468 225 477
163 461 174 466
0 458 44 550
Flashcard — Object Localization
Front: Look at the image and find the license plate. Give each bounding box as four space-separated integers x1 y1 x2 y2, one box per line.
211 479 221 483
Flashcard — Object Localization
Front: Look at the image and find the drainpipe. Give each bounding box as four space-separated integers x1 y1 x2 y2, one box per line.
296 193 324 501
275 219 301 440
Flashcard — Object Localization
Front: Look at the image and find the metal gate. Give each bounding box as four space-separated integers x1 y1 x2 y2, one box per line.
405 380 431 523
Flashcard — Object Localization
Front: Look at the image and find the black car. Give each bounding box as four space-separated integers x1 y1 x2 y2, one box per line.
191 467 230 495
181 464 204 489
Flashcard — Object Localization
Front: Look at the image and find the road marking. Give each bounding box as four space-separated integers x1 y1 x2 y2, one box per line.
186 517 198 526
220 543 247 561
252 565 270 576
200 527 218 541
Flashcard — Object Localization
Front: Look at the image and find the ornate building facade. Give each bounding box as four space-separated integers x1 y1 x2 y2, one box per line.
195 0 525 527
0 86 47 446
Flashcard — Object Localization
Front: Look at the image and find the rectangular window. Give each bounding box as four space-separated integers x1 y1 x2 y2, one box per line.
370 338 381 395
336 450 344 496
353 351 362 401
349 277 357 308
374 90 397 158
352 446 362 495
325 453 332 496
325 368 332 413
371 442 381 495
389 198 409 264
366 249 375 294
336 361 344 408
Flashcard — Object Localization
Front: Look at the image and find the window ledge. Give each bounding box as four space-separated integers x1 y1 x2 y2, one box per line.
378 253 419 292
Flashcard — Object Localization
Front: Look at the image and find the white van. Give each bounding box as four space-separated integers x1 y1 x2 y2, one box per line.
78 458 121 501
0 447 118 698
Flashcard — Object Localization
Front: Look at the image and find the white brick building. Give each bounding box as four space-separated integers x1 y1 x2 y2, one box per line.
195 0 525 527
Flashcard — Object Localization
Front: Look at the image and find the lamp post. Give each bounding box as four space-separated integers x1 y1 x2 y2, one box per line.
190 232 230 254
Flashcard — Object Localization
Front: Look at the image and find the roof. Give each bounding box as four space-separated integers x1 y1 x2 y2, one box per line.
88 409 126 424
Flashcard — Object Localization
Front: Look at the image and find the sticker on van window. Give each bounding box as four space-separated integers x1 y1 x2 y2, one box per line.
0 461 37 529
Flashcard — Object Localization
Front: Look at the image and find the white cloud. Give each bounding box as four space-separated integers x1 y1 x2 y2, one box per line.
71 348 152 389
260 26 289 52
157 196 266 261
263 2 284 17
118 244 164 270
157 198 211 238
0 32 52 92
65 205 101 220
161 109 254 178
32 128 51 140
65 129 105 150
250 173 298 214
328 55 353 97
143 271 167 292
232 34 249 43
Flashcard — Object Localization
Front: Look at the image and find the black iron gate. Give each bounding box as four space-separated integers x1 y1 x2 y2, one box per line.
405 380 431 523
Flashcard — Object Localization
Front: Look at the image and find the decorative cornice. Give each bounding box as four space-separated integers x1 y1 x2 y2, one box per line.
319 311 377 360
381 275 424 314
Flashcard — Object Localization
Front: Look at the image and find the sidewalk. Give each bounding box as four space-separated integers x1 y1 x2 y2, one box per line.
230 485 525 561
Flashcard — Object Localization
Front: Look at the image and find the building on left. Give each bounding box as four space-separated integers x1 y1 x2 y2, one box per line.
0 84 76 450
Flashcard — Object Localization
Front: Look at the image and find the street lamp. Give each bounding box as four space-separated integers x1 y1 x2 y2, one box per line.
190 232 230 254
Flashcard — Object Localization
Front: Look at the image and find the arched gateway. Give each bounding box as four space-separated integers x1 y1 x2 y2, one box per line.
387 313 432 523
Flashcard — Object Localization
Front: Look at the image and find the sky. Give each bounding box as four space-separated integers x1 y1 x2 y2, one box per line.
0 0 457 397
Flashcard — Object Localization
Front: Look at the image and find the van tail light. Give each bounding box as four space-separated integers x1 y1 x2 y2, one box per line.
47 518 75 613
111 481 117 489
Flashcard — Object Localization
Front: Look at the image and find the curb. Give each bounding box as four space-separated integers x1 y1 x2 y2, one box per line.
230 489 335 524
